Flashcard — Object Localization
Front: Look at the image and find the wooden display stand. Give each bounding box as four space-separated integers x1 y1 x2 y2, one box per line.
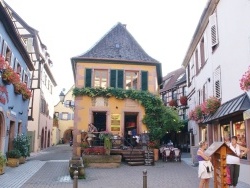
204 142 237 188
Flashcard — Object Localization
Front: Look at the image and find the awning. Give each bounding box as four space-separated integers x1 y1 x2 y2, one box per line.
203 93 250 124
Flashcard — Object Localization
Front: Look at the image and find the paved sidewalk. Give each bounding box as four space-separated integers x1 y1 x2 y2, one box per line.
0 145 249 188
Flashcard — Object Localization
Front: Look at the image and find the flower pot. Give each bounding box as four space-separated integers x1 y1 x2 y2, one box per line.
153 148 159 161
0 165 5 175
7 158 19 167
2 78 11 85
19 156 26 164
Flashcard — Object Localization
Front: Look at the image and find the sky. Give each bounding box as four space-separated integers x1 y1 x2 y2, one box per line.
5 0 208 103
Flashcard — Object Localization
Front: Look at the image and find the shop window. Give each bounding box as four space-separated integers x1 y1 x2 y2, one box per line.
233 121 246 147
201 126 207 141
220 124 230 143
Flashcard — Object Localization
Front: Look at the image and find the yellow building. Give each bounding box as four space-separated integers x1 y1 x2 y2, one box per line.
71 23 162 156
53 86 74 145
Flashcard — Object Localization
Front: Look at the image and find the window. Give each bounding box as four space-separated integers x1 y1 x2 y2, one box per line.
209 12 219 51
200 37 205 67
203 83 207 102
213 67 221 98
125 71 139 90
94 69 108 88
16 62 21 74
60 112 71 120
172 90 177 100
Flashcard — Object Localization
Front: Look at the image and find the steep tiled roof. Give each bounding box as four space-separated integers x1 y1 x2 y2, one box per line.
76 22 159 64
71 22 162 84
160 67 185 93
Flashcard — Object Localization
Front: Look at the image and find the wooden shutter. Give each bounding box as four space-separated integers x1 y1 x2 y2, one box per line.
204 31 208 61
85 68 92 87
59 113 62 120
209 13 219 48
10 53 15 68
2 41 7 58
67 113 71 120
110 70 116 88
117 70 124 88
213 67 221 99
71 113 74 120
141 71 148 91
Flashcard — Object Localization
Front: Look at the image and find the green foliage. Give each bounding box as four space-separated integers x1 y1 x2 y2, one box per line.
73 87 184 141
13 134 31 157
6 149 21 159
104 137 112 150
0 152 6 167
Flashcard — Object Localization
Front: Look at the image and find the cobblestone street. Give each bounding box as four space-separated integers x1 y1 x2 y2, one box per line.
0 145 249 188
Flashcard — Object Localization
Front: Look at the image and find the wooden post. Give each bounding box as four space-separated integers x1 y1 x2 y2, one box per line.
143 169 147 188
73 170 78 188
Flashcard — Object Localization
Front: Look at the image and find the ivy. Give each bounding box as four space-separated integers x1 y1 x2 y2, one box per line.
73 87 184 141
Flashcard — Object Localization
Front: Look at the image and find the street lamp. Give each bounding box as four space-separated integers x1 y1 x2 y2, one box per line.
59 91 65 104
59 90 75 109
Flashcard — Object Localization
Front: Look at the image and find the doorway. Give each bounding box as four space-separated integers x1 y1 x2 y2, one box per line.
93 112 106 132
8 121 15 151
124 112 138 145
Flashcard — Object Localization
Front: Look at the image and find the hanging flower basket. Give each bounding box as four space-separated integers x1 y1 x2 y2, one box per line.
21 85 32 100
203 97 221 115
180 96 187 106
13 82 25 95
169 99 177 107
240 66 250 91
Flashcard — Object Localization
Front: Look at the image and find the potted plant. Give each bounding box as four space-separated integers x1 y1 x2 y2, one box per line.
13 134 31 164
0 152 6 175
6 149 21 167
169 99 177 107
204 97 220 115
2 66 15 85
99 131 113 155
21 86 32 100
147 140 160 161
13 82 25 95
180 96 188 106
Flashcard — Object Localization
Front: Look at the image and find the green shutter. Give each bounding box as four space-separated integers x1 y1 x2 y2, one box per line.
117 70 124 88
85 68 92 87
141 71 148 91
110 70 116 88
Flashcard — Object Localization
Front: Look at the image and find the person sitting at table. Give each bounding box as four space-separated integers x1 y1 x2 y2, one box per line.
87 123 97 147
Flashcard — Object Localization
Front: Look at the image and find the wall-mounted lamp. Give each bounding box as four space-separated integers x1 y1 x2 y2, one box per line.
19 111 23 115
208 78 211 82
6 128 9 136
8 106 14 110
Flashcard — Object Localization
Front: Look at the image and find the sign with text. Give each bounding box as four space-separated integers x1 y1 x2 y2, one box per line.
111 114 120 131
